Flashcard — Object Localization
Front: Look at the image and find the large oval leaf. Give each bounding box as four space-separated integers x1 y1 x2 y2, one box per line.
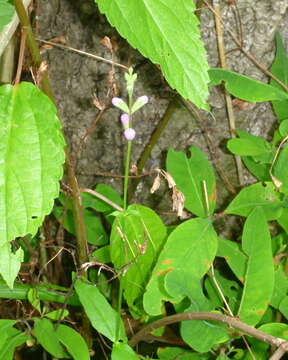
0 82 65 286
95 0 210 110
0 82 65 240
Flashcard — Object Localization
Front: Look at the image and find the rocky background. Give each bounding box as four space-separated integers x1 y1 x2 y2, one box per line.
37 0 288 223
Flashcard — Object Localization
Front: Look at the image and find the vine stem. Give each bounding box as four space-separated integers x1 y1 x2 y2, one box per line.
128 312 288 351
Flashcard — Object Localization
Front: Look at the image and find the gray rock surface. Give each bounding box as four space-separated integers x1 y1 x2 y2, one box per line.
38 0 288 216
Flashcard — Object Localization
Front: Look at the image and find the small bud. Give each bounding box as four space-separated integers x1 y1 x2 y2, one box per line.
131 95 149 114
120 114 129 128
124 128 136 141
112 97 129 113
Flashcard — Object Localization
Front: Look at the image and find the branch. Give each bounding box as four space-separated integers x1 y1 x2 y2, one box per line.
128 312 288 351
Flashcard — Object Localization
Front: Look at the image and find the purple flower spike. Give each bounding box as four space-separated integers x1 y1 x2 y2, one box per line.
120 113 129 128
112 97 124 106
124 128 136 141
138 95 149 105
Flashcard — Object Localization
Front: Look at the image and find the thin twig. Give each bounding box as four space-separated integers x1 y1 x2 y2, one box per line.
269 342 288 360
80 188 124 212
213 0 244 186
128 311 288 350
202 0 288 93
36 38 129 70
14 26 28 85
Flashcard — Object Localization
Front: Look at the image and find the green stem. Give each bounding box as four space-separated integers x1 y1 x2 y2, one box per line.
0 281 80 306
123 140 132 210
115 279 124 341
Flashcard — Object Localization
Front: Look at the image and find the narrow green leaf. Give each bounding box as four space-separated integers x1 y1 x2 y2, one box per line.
110 205 166 311
158 347 209 360
238 208 274 325
270 266 288 310
95 0 210 110
242 156 271 181
277 207 288 233
0 0 14 32
34 318 67 358
279 119 288 137
225 182 283 220
227 138 270 156
166 146 216 217
111 342 139 360
74 278 126 342
270 33 288 121
0 320 16 351
273 145 288 194
27 288 41 313
56 324 90 360
209 68 288 102
0 82 65 287
217 237 247 282
143 218 217 316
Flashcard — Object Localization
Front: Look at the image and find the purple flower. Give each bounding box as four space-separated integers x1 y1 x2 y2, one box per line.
120 113 129 128
124 128 136 141
112 97 124 106
137 95 149 105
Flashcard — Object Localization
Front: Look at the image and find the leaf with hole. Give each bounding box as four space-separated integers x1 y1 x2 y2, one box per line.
95 0 210 110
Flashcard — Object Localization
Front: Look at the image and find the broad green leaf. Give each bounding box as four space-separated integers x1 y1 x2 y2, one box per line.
279 119 288 136
110 204 166 311
248 323 288 355
270 33 288 121
238 208 274 325
277 207 288 233
166 146 216 217
270 266 288 310
54 206 108 246
91 244 111 263
111 342 139 360
143 218 217 316
74 278 126 342
56 324 90 360
166 272 228 352
209 68 288 102
0 82 65 286
157 347 209 360
0 332 30 360
227 136 271 156
0 0 14 32
95 0 210 110
279 296 288 319
34 318 67 358
273 145 288 194
242 156 271 181
217 237 247 282
44 309 69 321
0 245 23 288
225 182 283 220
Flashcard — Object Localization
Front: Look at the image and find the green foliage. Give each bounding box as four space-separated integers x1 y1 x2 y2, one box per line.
75 278 127 342
0 82 65 287
238 208 274 325
95 0 210 110
111 342 139 360
110 204 167 313
0 0 14 32
270 33 288 121
209 68 288 102
166 146 216 217
144 218 218 316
